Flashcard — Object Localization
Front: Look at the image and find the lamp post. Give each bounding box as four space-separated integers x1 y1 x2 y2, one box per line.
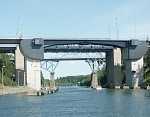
1 65 6 89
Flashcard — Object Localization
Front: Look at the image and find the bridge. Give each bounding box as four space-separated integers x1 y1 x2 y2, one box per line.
0 38 149 91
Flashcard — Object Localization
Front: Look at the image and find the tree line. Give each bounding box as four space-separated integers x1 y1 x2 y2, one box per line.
0 53 16 87
55 69 106 87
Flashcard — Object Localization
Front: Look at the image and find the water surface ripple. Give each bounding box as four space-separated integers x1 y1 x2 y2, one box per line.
0 87 150 117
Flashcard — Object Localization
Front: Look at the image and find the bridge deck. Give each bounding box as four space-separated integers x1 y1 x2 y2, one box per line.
0 38 135 54
0 39 21 44
0 38 130 47
44 39 130 48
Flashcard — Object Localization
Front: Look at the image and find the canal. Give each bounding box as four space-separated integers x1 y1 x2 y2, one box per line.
0 87 150 117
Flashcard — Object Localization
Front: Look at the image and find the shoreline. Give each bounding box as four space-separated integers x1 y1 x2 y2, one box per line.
0 85 149 96
0 86 59 96
0 86 33 95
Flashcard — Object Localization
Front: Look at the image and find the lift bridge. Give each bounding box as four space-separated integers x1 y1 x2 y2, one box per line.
0 38 149 91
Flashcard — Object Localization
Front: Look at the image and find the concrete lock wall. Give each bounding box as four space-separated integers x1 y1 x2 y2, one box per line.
131 57 143 88
26 59 41 91
15 45 25 86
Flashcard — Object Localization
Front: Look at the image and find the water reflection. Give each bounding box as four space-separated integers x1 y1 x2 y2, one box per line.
145 90 150 97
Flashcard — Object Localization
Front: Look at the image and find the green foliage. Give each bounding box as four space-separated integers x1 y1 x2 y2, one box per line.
41 71 44 86
42 79 50 87
78 75 91 87
144 48 150 85
55 69 107 87
97 68 107 86
0 53 16 86
55 75 91 86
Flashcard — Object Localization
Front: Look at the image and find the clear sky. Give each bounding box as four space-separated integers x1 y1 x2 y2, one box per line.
0 0 150 78
0 0 150 39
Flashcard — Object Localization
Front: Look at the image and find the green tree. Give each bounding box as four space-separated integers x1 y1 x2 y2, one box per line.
144 48 150 85
0 53 16 86
41 71 45 87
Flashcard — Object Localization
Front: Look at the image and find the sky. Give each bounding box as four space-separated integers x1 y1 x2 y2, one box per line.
0 0 150 78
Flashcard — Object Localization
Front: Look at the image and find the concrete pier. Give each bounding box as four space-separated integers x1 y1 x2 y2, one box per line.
15 45 25 86
26 59 41 91
87 60 101 89
91 72 99 88
15 46 43 92
49 72 56 89
131 57 143 88
122 46 144 89
106 48 122 88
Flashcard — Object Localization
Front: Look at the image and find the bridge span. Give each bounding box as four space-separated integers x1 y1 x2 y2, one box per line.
0 38 149 91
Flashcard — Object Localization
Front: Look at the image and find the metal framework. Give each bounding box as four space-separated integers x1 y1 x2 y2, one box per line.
41 61 59 73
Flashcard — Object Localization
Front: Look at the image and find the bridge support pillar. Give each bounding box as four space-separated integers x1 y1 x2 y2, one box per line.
91 71 98 88
49 72 56 89
124 60 132 88
26 59 41 91
86 60 100 89
123 57 144 89
15 45 25 86
122 48 132 88
131 57 144 88
106 48 122 88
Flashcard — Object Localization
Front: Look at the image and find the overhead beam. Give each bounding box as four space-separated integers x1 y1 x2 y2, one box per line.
44 44 113 53
42 57 105 61
44 39 130 48
44 49 112 53
0 39 21 44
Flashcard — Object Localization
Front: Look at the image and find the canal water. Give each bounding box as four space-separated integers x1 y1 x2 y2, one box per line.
0 87 150 117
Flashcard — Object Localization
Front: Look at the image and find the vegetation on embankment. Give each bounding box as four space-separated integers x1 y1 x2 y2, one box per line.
0 53 16 87
144 48 150 85
55 68 107 87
